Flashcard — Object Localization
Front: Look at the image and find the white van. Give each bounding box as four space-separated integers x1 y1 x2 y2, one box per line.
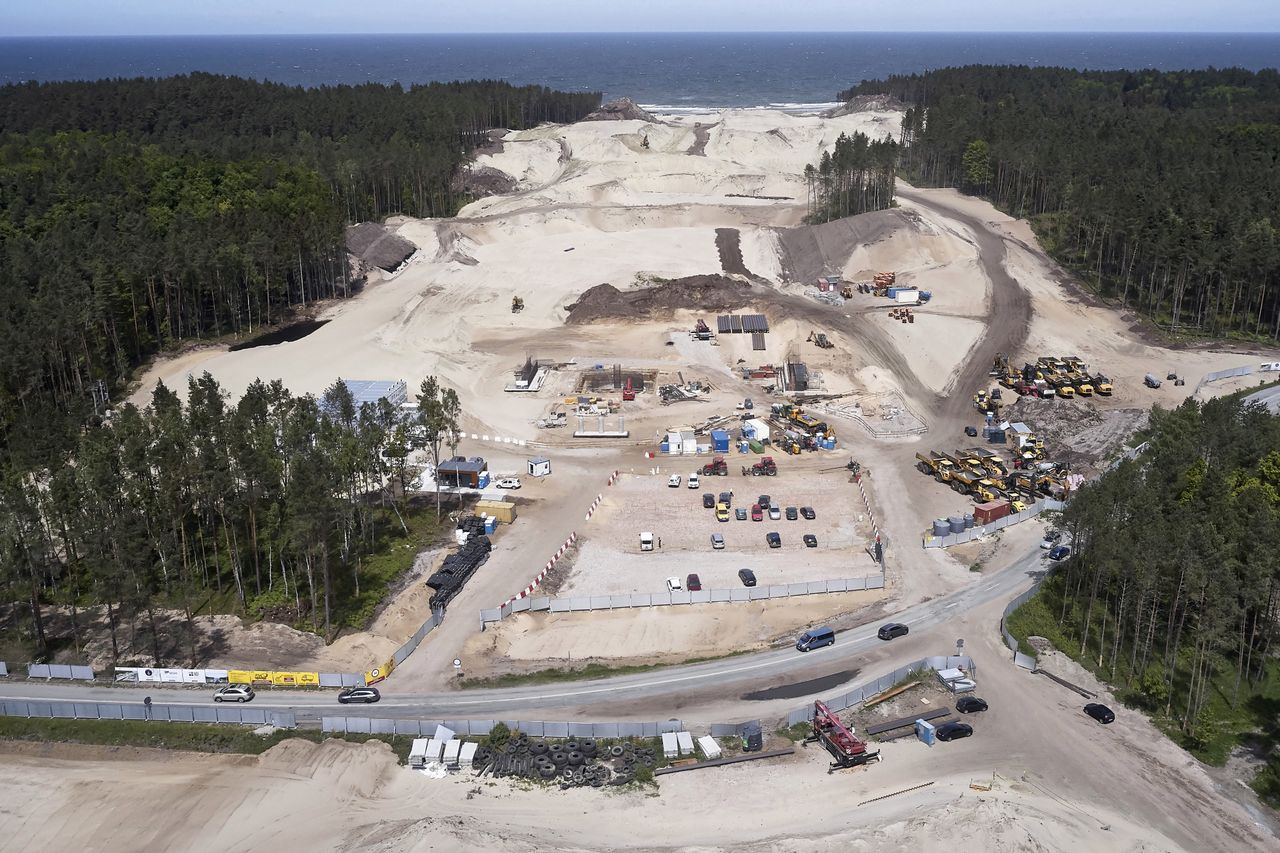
639 532 655 552
688 473 700 489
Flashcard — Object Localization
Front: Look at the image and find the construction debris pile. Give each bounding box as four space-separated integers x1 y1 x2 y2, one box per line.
660 381 711 403
768 403 837 453
849 271 933 305
426 519 492 609
475 735 657 788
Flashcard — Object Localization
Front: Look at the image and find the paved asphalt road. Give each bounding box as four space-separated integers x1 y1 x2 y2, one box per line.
0 542 1053 723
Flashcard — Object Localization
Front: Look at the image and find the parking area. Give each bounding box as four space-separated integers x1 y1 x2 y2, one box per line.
558 467 875 595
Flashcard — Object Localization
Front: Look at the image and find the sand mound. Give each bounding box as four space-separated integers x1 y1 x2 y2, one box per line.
824 93 910 118
584 97 659 123
565 275 756 324
775 209 916 283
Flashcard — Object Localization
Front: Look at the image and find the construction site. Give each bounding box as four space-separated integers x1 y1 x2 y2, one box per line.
69 100 1280 852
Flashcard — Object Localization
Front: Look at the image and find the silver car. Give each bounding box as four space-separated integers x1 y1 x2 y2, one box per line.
213 684 255 703
711 533 725 550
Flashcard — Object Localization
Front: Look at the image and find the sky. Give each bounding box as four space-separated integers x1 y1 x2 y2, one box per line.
2 1 1277 36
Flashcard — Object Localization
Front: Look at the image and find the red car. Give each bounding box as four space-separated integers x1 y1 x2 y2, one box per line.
751 503 763 521
686 573 702 591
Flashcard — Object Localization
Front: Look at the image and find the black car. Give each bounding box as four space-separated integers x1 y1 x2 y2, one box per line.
803 534 818 548
800 506 816 520
766 532 781 548
338 687 381 704
964 425 979 437
738 568 757 587
735 507 747 521
757 494 771 510
1084 703 1115 724
877 622 909 640
719 492 732 508
935 721 974 741
956 696 988 714
785 506 798 521
702 493 715 509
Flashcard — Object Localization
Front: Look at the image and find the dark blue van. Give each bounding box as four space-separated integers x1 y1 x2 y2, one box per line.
796 626 835 652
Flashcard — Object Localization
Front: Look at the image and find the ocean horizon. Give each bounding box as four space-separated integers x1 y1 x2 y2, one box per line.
2 32 1278 108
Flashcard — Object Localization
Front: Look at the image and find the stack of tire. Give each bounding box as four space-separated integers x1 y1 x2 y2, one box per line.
604 740 657 785
480 736 656 788
426 523 492 609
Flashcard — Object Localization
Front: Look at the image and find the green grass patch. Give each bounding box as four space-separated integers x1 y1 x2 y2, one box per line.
774 722 811 743
0 716 414 763
457 649 753 690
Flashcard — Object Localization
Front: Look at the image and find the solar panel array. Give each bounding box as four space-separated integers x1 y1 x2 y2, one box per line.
715 314 769 334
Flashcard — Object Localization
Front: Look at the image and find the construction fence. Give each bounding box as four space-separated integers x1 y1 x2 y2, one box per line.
27 663 94 681
480 575 887 624
783 655 977 726
922 499 1066 548
0 699 297 729
322 717 684 739
1198 364 1253 389
1001 587 1041 671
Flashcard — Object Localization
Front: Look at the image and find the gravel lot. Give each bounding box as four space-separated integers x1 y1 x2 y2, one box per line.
560 466 874 594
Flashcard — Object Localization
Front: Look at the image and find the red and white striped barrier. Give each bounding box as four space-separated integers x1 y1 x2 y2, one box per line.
584 494 604 521
607 469 619 486
856 473 879 539
504 531 578 605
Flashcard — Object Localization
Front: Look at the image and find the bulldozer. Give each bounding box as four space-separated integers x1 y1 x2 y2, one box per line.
511 295 525 313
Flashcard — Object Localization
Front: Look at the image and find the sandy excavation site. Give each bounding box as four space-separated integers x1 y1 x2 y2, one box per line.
40 100 1280 851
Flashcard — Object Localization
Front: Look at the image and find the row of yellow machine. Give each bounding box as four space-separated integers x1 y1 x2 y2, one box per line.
915 448 1072 511
990 354 1113 401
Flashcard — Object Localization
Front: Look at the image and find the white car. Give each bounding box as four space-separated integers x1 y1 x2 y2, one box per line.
495 478 521 489
688 473 700 489
666 576 683 592
668 474 681 488
213 684 255 703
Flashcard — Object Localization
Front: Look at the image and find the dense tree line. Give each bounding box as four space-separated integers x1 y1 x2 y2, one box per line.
0 373 459 664
1043 396 1278 793
803 131 897 222
843 66 1280 339
0 74 601 221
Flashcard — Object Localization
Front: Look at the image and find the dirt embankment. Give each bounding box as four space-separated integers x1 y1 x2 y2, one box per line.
565 275 757 324
584 97 659 123
823 93 910 118
774 208 915 283
686 122 715 156
715 227 758 279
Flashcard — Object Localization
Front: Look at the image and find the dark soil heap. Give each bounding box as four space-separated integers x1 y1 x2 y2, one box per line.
822 94 909 118
566 275 756 323
584 97 660 123
344 222 416 272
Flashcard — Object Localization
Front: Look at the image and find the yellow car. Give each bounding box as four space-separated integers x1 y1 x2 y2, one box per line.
716 502 730 522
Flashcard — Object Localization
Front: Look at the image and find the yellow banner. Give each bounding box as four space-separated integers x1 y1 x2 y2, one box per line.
295 672 320 687
364 659 394 686
271 672 299 686
252 670 274 684
228 670 254 684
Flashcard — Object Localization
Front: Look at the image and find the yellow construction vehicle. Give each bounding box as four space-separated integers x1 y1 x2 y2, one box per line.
1075 378 1094 396
972 479 1004 503
915 451 957 483
1093 374 1113 396
512 295 525 313
951 448 985 474
948 469 982 495
965 447 1008 477
1052 379 1076 399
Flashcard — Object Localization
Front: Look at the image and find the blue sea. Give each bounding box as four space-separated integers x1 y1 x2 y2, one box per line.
1 32 1278 110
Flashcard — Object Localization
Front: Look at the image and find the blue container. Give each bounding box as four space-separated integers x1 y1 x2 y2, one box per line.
484 518 498 535
477 473 490 489
711 429 730 452
660 440 670 453
738 441 750 454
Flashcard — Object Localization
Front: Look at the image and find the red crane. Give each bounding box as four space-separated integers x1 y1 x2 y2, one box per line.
622 377 636 401
806 700 880 771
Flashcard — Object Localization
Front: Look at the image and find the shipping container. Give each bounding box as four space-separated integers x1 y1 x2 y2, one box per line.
973 500 1009 525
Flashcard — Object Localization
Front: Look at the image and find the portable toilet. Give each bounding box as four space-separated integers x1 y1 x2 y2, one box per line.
697 735 722 760
711 429 730 453
676 730 695 756
661 731 679 759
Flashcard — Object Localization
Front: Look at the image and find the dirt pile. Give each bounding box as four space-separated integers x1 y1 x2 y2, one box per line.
345 222 416 272
454 165 517 198
565 275 757 324
774 208 914 283
715 227 757 279
824 94 910 118
1005 396 1148 470
583 97 659 123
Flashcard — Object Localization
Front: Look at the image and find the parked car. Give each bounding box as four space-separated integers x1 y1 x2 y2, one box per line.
803 534 818 548
716 503 730 522
213 684 255 703
757 495 771 510
738 568 757 587
751 504 763 522
735 507 748 521
710 532 725 550
494 477 521 489
800 506 816 520
1048 544 1072 561
1084 703 1115 724
338 687 381 704
877 623 909 641
688 473 700 490
796 626 835 652
666 576 683 592
686 573 702 591
964 425 979 437
768 506 782 520
703 493 715 509
935 721 974 741
719 492 732 507
956 696 988 714
785 506 798 521
1041 531 1062 549
766 532 782 548
668 474 681 488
